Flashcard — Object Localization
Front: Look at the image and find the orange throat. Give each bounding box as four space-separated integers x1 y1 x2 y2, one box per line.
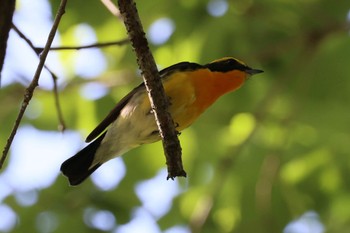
163 68 248 131
190 69 247 111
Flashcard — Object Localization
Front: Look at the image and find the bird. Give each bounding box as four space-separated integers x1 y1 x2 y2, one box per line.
60 57 263 185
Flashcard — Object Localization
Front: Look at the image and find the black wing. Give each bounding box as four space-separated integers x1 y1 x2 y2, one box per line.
85 61 202 142
85 83 145 142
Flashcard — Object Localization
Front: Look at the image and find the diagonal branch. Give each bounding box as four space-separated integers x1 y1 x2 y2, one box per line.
0 0 68 169
118 0 186 179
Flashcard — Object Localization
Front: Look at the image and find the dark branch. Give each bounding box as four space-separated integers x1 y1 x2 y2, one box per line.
118 0 186 179
52 72 66 131
0 0 68 169
11 24 37 53
0 0 16 85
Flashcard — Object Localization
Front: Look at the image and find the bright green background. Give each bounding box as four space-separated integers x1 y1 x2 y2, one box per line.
2 0 350 232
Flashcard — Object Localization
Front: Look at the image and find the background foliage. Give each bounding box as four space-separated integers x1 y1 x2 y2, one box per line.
1 0 350 232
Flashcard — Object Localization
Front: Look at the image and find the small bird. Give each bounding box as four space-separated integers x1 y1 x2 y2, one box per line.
60 57 263 185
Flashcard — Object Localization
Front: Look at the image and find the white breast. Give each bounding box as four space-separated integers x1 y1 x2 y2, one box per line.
93 92 160 165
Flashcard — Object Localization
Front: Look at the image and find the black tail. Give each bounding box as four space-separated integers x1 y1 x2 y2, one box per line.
60 132 106 186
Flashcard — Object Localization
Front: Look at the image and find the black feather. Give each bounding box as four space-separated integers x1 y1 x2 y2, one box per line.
60 132 106 186
205 58 248 72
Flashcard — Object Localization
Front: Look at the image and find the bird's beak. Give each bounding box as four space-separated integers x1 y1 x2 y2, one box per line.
246 68 264 75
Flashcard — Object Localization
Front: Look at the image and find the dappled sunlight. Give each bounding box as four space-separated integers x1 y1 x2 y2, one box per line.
164 225 190 233
207 0 228 17
1 126 81 192
84 208 116 231
283 211 325 233
72 24 107 79
135 169 181 219
228 112 256 146
213 207 240 232
148 18 175 45
1 0 350 232
0 204 17 232
92 157 126 191
80 82 109 100
280 148 331 185
14 190 38 207
115 208 161 233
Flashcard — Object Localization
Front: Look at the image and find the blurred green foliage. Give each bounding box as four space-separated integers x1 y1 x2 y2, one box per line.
2 0 350 232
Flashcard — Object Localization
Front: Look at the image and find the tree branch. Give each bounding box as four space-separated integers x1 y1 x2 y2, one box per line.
0 0 16 85
118 0 186 179
37 39 129 52
13 24 128 53
0 0 68 169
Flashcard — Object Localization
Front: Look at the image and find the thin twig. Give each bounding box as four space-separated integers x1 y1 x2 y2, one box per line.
11 24 37 52
13 25 128 52
12 24 66 131
118 0 186 179
38 39 129 52
0 0 68 169
52 73 66 131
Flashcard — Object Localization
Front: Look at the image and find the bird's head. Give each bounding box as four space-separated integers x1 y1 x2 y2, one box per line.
205 57 263 76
